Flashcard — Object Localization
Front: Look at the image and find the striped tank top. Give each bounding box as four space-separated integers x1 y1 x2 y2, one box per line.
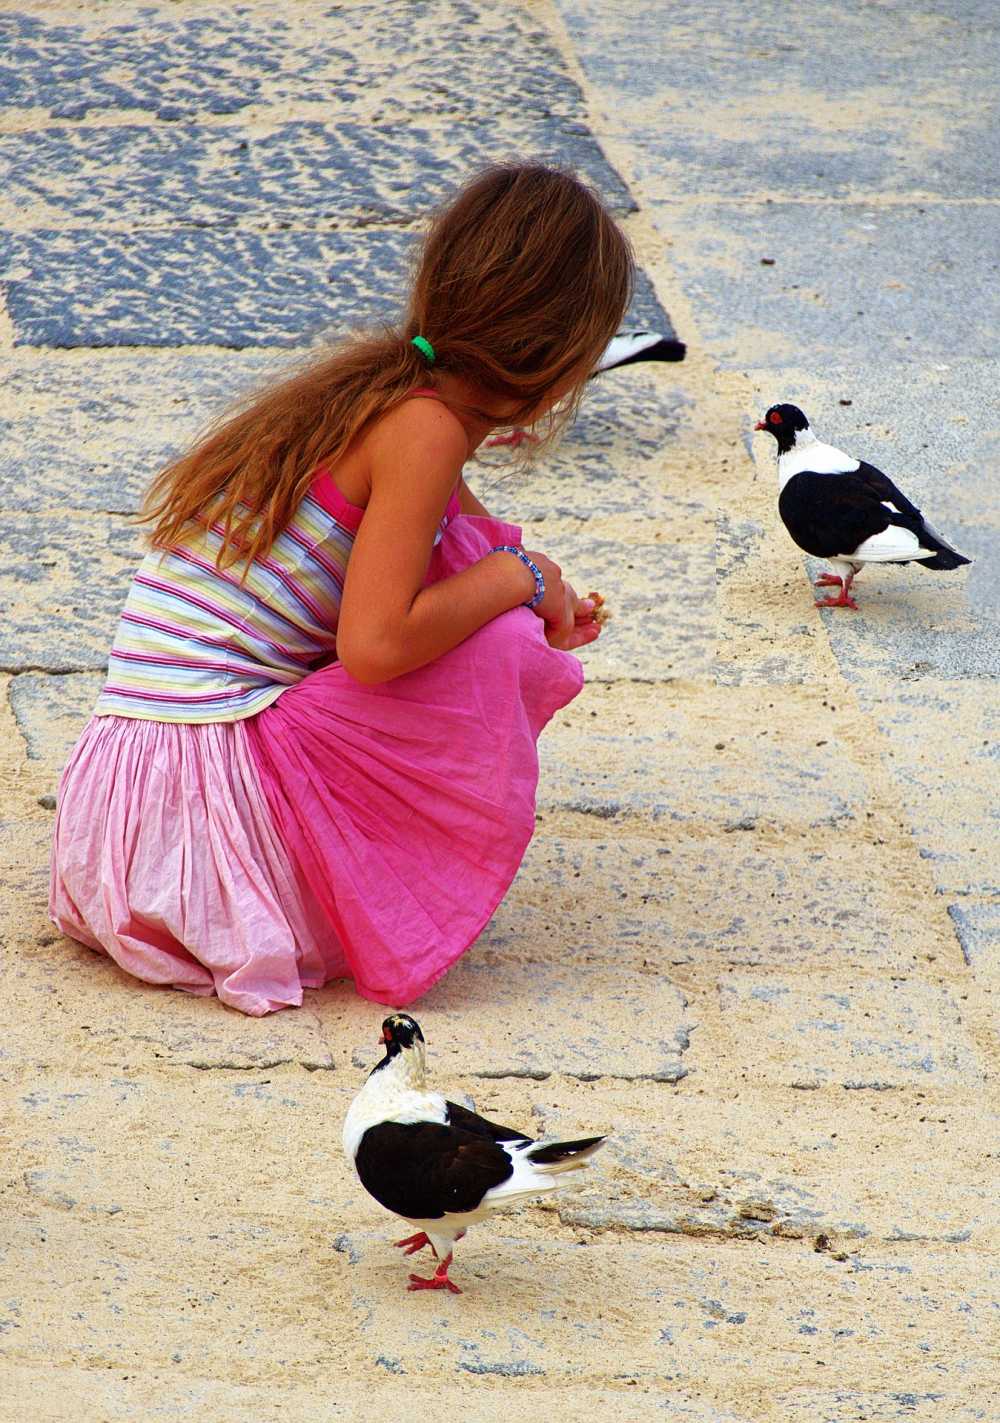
96 407 460 723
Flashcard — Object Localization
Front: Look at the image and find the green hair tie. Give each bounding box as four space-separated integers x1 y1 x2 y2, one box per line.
410 335 435 364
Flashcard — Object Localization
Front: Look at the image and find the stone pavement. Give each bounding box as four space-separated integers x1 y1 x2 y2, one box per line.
1 3 997 1420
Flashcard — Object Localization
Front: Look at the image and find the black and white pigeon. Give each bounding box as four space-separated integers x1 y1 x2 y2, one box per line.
486 327 685 447
342 1014 606 1295
755 402 970 609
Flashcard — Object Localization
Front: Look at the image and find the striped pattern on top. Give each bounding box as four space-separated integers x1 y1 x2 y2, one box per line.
95 474 460 724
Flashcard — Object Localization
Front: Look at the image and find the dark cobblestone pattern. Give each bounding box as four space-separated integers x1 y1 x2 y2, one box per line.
0 118 635 229
0 227 411 348
0 5 587 124
0 223 666 349
0 3 676 351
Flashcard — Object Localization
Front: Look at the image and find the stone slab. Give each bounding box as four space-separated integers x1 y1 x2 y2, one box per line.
849 681 999 900
417 959 691 1083
0 817 51 943
0 352 689 516
774 1391 991 1423
23 1066 990 1370
9 671 103 765
557 0 1000 200
0 227 671 348
0 926 340 1074
0 1368 732 1423
476 366 693 526
4 1069 356 1216
714 974 984 1088
482 833 925 974
650 201 1000 368
539 1080 995 1247
803 568 990 680
1 904 689 1082
551 534 716 684
0 349 283 513
310 1230 998 1393
0 118 634 227
538 683 870 834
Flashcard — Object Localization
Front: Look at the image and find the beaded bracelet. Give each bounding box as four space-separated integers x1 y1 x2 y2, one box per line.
490 544 545 609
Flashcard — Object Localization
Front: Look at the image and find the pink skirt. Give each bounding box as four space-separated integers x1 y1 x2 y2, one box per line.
49 514 583 1015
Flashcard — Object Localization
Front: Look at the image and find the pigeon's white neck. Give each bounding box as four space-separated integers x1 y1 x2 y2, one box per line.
792 426 816 447
775 427 813 487
387 1043 428 1091
342 1043 445 1161
776 425 860 488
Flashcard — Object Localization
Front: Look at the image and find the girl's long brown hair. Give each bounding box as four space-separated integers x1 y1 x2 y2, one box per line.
143 163 635 568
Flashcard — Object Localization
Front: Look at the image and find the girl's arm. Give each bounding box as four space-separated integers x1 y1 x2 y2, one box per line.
335 400 537 684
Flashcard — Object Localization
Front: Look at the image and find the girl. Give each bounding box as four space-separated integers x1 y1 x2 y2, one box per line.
50 163 634 1015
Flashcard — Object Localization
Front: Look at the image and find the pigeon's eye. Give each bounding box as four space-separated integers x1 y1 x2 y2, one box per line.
769 411 783 425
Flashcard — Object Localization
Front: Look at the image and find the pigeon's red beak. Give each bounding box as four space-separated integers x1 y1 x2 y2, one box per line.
378 1031 388 1044
753 420 766 431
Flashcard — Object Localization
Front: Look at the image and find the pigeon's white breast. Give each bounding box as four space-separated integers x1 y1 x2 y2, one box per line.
778 439 859 489
342 1074 448 1161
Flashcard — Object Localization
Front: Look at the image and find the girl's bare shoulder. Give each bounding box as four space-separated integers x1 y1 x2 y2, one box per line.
333 393 468 509
365 392 469 470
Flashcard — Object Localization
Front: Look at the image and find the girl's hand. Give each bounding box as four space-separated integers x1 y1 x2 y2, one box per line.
523 550 602 651
546 583 602 651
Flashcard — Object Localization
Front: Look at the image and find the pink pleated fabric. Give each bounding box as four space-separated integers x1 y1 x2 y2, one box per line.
244 514 582 1004
49 715 340 1015
50 512 583 1013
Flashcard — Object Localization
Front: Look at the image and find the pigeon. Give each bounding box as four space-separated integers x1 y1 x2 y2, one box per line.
486 327 685 447
755 402 970 609
342 1014 606 1294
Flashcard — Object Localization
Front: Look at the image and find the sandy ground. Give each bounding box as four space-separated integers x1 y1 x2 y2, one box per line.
1 2 997 1420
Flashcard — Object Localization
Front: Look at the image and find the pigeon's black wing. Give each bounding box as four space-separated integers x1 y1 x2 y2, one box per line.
445 1101 532 1144
780 467 970 569
778 470 923 558
853 461 969 569
852 460 922 520
355 1121 516 1219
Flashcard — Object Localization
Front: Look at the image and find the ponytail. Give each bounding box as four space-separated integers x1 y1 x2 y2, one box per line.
142 329 429 571
143 162 633 570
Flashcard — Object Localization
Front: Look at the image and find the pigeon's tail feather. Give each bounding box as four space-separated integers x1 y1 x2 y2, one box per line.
525 1136 606 1169
481 1136 606 1209
916 523 971 571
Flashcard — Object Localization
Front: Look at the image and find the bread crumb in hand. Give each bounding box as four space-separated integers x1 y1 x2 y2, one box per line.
587 590 612 627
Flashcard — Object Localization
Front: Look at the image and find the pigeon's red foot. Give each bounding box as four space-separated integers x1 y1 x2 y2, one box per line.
408 1272 461 1294
484 429 539 449
814 573 844 588
395 1231 433 1257
407 1252 461 1294
815 591 859 610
